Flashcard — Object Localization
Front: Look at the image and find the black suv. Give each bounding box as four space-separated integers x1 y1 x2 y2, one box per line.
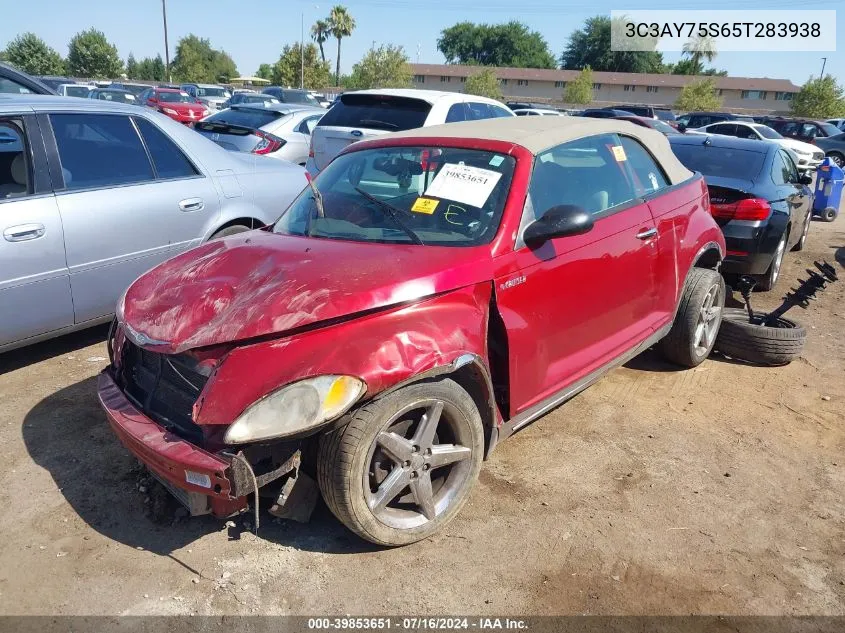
604 104 676 122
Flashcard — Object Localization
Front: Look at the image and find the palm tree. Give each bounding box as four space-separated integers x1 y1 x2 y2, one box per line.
328 5 356 86
311 19 330 63
682 35 717 74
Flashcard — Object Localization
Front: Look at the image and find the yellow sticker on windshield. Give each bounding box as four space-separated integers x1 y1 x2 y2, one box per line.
411 198 439 214
612 145 627 162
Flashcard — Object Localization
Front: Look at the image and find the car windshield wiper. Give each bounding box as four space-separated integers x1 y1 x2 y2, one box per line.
354 187 424 245
305 175 325 237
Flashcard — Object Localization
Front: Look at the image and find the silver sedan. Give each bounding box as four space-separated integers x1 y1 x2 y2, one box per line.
195 104 324 166
0 94 308 352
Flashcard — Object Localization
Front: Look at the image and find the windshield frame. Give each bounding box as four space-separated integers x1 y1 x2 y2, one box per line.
274 140 522 248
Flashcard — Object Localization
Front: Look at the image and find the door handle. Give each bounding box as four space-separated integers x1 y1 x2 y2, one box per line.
3 223 46 242
179 198 204 212
635 227 658 240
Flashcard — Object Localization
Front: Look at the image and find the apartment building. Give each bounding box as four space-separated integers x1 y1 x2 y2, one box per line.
410 63 800 113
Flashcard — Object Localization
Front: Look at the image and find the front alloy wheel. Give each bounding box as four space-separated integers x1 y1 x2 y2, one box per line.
318 378 484 546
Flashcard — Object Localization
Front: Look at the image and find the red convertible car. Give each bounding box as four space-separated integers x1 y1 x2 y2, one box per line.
99 117 726 546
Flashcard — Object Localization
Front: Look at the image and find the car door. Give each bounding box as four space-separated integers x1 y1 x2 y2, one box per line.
47 111 221 324
495 133 660 415
0 115 74 348
772 149 810 247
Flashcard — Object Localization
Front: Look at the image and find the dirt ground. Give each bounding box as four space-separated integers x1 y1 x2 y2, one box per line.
0 218 843 617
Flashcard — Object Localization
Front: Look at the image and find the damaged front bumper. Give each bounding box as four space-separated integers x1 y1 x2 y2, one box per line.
98 370 316 523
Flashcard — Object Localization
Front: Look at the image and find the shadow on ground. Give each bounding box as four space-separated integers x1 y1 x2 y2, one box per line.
22 376 377 556
0 324 110 375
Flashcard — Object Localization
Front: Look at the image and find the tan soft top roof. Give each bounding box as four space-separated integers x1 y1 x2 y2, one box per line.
387 117 694 185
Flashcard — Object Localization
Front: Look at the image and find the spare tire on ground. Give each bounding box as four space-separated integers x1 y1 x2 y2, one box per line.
715 308 806 366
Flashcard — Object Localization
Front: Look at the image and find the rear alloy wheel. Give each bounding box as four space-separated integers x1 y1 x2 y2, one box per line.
657 268 724 368
757 232 787 291
792 211 812 252
318 378 484 546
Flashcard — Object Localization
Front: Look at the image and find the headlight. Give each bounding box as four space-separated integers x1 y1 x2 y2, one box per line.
223 375 366 444
163 107 178 115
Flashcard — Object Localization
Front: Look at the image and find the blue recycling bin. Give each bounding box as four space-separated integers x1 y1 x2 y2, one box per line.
812 158 843 222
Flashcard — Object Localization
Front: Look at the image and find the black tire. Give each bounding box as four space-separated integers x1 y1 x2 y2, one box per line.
715 308 806 366
210 224 251 239
792 211 811 251
657 268 725 368
756 231 788 292
827 152 844 169
822 207 837 223
317 378 484 546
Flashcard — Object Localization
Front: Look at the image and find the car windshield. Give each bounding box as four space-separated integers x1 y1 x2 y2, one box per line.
98 91 136 103
318 94 432 131
197 87 230 98
246 95 279 104
655 110 676 121
753 124 782 139
652 120 679 135
283 90 319 105
202 107 286 128
819 122 841 136
65 86 91 97
672 144 766 180
274 146 516 246
157 91 192 103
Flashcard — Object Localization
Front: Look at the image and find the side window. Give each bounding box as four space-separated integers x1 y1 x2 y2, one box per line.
619 136 669 195
297 115 321 135
0 77 33 94
780 150 798 183
445 103 466 123
51 114 154 190
733 125 756 139
527 133 638 222
709 124 735 136
489 105 513 118
0 119 31 200
134 117 198 180
771 151 789 185
801 123 818 139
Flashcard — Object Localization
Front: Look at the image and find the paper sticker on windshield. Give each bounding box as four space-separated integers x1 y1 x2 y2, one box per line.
411 198 439 214
611 145 627 162
489 155 505 167
424 163 502 208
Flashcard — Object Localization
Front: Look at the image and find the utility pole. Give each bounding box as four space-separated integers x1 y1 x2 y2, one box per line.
820 57 827 79
300 12 305 89
161 0 171 83
417 43 421 64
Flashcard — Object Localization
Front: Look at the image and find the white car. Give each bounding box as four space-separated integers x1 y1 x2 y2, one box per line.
512 108 565 116
57 83 93 98
306 89 515 175
692 121 825 172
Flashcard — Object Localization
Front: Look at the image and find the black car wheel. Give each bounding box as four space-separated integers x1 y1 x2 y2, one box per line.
821 207 838 222
715 308 806 366
792 211 812 251
827 152 844 168
757 231 787 292
318 378 484 546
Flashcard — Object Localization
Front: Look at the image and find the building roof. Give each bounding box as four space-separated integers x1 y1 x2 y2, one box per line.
410 63 800 93
343 88 505 105
374 116 693 184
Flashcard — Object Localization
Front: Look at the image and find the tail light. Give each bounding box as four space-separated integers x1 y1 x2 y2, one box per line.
710 197 771 221
251 130 285 155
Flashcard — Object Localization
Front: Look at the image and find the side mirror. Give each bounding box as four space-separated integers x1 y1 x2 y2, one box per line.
523 205 594 246
798 173 813 185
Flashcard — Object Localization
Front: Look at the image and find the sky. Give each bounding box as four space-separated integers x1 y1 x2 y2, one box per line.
1 0 841 86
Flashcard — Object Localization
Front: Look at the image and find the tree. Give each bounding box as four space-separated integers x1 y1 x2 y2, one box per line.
271 43 330 89
561 16 664 73
136 55 166 81
3 33 65 76
256 63 274 81
346 44 411 90
675 78 723 112
563 66 593 104
791 75 845 119
463 68 503 101
328 5 356 86
125 53 138 79
67 28 123 78
171 34 238 83
438 21 555 69
311 19 331 63
681 35 717 76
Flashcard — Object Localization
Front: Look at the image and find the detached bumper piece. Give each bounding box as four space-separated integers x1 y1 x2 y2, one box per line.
98 370 317 525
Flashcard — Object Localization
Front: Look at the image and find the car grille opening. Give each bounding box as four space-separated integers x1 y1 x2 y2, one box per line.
119 340 209 445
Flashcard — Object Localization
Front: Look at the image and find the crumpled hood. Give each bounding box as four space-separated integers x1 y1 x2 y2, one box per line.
120 230 492 353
